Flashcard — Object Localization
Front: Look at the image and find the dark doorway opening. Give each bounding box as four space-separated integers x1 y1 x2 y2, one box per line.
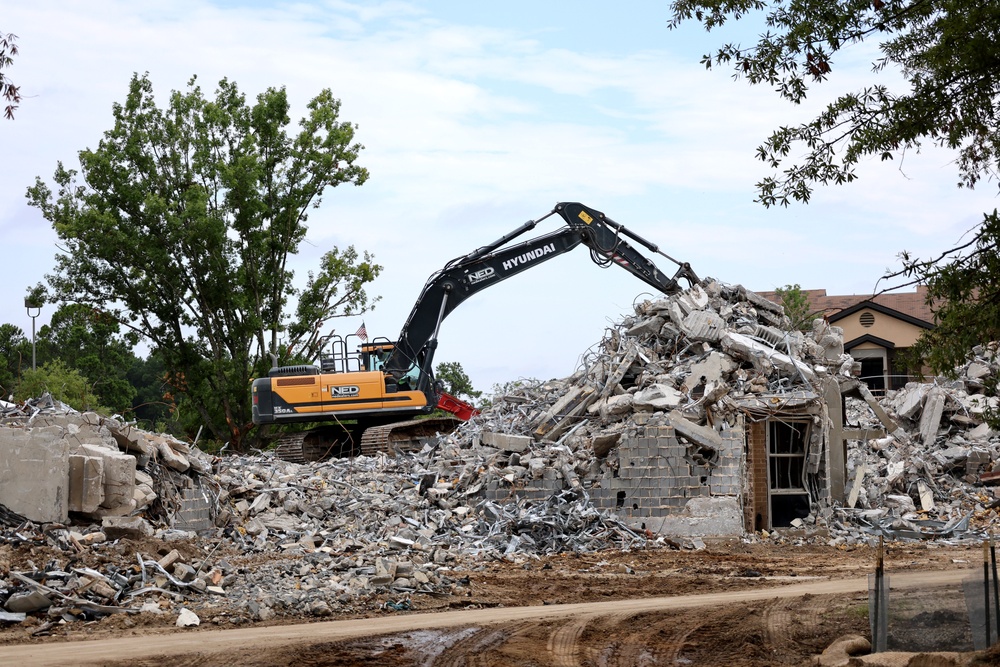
859 356 886 393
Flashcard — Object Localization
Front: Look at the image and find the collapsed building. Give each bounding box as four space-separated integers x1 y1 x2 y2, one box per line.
431 277 896 539
2 278 996 543
0 394 215 535
3 279 1000 623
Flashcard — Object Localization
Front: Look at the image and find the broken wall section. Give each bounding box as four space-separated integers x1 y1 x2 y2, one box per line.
477 417 747 539
0 399 215 530
600 422 745 537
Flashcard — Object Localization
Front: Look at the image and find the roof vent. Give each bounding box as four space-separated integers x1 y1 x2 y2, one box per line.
860 312 875 328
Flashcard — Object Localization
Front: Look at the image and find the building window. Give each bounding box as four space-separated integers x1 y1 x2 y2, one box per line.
860 312 875 328
767 420 811 527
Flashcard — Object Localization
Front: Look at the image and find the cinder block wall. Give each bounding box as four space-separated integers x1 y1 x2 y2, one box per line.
481 421 747 538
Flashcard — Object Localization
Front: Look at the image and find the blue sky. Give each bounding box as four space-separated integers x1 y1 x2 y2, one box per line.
2 1 997 394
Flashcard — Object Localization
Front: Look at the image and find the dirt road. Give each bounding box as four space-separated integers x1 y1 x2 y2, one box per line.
0 566 976 667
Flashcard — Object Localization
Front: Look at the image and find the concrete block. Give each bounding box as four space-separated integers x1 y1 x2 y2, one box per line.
480 432 532 453
634 384 684 411
157 439 190 472
68 454 104 513
919 388 946 447
0 425 70 522
894 384 928 421
968 361 992 379
175 487 214 532
591 433 621 458
158 549 182 569
667 411 723 450
102 515 154 540
600 393 634 417
626 316 665 339
5 591 52 613
683 352 737 393
110 425 153 456
81 444 137 509
680 310 726 343
65 420 113 449
969 423 994 440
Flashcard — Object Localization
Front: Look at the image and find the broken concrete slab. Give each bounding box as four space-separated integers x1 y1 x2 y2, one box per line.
480 432 533 452
157 439 190 472
667 410 722 450
101 516 154 540
0 425 70 523
682 352 736 393
680 310 726 343
4 591 52 614
919 388 946 447
80 443 136 510
68 453 104 513
720 331 817 383
633 384 684 411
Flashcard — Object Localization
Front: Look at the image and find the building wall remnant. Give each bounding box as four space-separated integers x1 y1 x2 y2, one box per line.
484 418 747 539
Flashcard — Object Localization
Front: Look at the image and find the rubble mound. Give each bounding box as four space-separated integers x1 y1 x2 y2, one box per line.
2 279 1000 631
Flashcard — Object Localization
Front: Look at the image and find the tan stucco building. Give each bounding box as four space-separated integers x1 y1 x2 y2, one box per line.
759 286 935 394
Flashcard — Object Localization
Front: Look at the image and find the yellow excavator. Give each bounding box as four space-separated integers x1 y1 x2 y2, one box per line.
251 202 698 461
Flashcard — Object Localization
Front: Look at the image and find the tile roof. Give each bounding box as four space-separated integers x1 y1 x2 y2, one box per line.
755 286 935 325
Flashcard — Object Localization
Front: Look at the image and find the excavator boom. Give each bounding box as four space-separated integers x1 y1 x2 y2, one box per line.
384 202 698 387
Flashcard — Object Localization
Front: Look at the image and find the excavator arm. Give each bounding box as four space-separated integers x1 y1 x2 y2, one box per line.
385 201 699 389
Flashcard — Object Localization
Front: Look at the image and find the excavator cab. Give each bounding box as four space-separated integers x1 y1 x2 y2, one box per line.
364 342 391 372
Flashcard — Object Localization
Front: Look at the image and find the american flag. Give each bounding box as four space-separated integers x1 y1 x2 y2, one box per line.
355 321 368 341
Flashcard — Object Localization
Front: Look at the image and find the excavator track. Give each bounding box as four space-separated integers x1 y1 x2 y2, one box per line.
272 426 355 464
273 418 460 462
359 417 460 456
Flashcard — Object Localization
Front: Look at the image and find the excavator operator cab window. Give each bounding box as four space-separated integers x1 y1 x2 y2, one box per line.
357 340 394 374
398 363 421 390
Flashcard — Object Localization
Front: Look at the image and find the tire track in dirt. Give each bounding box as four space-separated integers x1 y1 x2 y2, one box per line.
428 626 512 667
547 613 597 667
590 612 701 667
763 594 838 653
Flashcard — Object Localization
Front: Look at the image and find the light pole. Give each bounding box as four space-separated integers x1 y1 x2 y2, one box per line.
24 297 42 371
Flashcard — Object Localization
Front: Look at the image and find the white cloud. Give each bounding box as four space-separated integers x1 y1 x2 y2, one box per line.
0 1 993 392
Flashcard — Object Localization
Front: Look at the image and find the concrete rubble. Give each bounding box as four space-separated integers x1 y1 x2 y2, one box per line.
839 342 1000 542
3 281 1000 628
0 394 214 529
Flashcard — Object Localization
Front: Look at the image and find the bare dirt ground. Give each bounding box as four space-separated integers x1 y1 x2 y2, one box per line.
1 539 997 666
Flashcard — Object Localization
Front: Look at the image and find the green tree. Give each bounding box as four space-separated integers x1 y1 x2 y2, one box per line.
668 0 1000 379
669 0 1000 206
0 30 19 119
903 214 1000 374
774 284 817 332
16 359 101 411
27 73 378 449
127 353 175 432
35 303 138 413
0 324 30 398
435 361 482 404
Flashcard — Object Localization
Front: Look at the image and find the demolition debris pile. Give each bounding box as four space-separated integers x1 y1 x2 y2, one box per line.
841 343 1000 539
3 279 1000 628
